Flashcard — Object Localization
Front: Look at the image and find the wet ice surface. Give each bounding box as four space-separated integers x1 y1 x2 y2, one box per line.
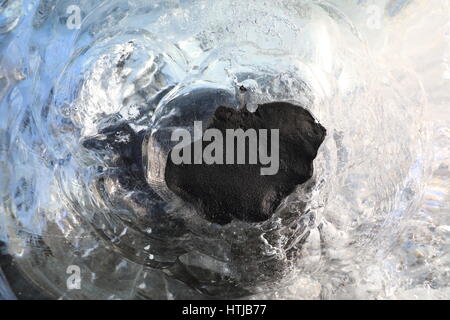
0 0 449 299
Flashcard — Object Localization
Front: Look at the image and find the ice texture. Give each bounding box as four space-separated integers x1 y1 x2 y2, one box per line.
0 0 448 299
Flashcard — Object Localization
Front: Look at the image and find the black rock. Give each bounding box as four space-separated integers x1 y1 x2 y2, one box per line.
165 102 326 225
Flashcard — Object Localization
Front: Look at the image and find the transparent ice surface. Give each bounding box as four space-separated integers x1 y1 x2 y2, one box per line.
0 0 448 299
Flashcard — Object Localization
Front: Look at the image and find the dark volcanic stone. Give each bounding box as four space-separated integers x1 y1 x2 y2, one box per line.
165 102 326 225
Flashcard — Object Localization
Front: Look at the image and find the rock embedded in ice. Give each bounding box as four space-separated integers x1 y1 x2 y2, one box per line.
143 85 239 200
165 101 326 224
